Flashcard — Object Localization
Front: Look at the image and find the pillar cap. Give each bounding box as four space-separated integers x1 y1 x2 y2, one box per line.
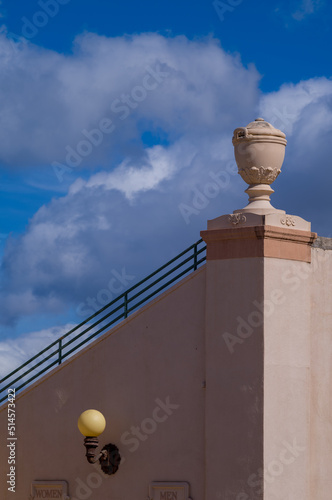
201 213 317 263
206 213 311 232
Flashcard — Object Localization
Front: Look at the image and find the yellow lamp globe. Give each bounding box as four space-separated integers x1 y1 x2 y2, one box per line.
78 409 106 437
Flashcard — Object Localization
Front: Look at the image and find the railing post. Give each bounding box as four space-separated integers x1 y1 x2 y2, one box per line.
58 338 62 365
124 292 128 318
194 242 198 271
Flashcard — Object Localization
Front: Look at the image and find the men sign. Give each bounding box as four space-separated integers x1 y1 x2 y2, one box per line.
149 482 191 500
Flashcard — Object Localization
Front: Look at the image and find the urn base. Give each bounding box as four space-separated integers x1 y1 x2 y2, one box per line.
234 183 285 215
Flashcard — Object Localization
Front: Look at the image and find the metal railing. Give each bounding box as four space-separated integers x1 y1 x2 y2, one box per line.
0 239 206 404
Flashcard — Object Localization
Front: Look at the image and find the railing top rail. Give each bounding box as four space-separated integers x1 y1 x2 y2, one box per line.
0 238 206 404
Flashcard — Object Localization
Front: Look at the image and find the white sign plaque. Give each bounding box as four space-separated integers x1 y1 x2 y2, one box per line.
149 482 191 500
30 481 70 500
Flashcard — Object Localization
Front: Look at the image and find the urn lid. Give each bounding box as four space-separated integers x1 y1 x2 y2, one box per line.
232 117 287 144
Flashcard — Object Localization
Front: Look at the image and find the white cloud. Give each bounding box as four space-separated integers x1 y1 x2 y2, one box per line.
292 0 323 20
259 77 332 136
69 141 196 199
0 31 260 168
0 325 73 377
0 135 240 327
258 76 332 238
1 32 332 346
0 320 110 387
0 31 260 326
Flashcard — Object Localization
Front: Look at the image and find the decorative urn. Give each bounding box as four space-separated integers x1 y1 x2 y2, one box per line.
232 117 287 214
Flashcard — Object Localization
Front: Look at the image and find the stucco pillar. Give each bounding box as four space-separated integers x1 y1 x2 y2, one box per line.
201 118 317 500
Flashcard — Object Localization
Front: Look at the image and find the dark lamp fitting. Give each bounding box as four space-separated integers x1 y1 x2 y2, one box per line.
83 437 121 475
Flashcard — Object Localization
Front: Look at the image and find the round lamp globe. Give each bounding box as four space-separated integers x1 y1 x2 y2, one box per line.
78 409 106 437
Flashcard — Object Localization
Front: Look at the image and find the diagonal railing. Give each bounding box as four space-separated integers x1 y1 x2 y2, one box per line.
0 239 206 404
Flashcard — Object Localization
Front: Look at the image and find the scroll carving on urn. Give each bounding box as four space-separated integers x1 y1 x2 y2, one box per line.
238 166 281 185
232 117 287 215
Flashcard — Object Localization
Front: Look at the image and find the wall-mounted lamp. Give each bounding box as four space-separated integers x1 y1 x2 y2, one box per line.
78 409 121 475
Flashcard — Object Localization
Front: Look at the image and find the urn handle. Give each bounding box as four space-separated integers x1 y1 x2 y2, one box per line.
233 127 248 139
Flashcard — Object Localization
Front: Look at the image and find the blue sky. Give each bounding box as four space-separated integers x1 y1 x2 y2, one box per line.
0 0 332 371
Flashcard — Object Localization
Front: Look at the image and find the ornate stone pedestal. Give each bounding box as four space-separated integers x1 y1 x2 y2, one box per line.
200 118 318 500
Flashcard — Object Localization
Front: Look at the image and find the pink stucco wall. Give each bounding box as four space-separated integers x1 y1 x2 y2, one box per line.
1 239 332 500
310 244 332 500
0 267 206 500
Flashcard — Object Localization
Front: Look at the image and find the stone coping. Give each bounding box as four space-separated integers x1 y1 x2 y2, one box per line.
313 236 332 250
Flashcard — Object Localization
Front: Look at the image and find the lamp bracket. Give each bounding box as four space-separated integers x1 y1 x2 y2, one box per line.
83 437 121 475
99 443 121 475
